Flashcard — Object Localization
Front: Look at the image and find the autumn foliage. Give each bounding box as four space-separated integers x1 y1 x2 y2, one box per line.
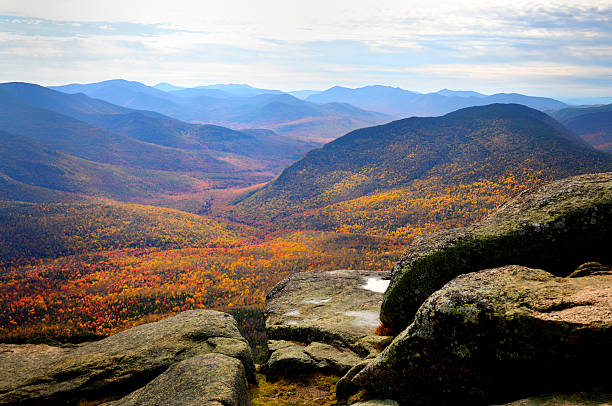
0 174 540 348
0 168 552 348
0 212 402 346
4 104 610 349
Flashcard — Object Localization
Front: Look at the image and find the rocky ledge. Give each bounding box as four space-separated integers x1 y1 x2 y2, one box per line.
0 310 254 405
381 172 612 332
349 265 612 405
265 269 393 378
258 173 612 405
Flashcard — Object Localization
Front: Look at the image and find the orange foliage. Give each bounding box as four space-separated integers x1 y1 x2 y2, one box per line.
0 232 403 342
0 170 551 344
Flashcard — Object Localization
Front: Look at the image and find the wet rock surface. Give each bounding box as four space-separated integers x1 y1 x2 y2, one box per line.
264 269 393 382
381 172 612 331
266 269 392 357
0 310 254 405
352 265 612 405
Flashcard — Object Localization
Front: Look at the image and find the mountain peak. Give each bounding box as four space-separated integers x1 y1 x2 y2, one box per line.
436 89 487 98
235 102 612 232
154 82 185 92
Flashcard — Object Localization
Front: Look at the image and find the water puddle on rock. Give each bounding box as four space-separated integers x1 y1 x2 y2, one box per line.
302 298 331 305
283 309 301 317
360 277 390 293
343 310 380 327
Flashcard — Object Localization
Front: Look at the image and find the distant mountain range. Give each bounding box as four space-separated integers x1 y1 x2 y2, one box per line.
551 103 612 153
436 89 487 98
560 97 612 105
0 82 318 203
50 80 392 142
234 104 612 233
3 80 610 214
154 83 318 99
287 90 321 99
54 80 604 144
305 85 568 117
155 82 285 98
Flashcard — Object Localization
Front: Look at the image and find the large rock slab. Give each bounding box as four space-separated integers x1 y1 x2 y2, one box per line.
107 353 251 406
266 269 392 357
381 172 612 331
0 310 254 405
352 265 612 405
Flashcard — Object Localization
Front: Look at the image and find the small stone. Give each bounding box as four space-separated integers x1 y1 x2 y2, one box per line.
265 340 362 378
304 342 361 373
265 342 315 379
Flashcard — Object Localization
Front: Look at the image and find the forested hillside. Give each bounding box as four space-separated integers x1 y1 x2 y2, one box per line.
0 83 319 205
0 130 201 202
0 201 402 343
233 104 612 237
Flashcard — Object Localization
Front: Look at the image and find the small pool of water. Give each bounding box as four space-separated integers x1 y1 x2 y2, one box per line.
360 277 390 293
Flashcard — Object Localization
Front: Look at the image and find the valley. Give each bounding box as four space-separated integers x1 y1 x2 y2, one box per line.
1 81 611 358
0 83 318 209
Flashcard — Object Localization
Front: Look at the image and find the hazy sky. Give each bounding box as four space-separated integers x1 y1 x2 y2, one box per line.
0 0 611 97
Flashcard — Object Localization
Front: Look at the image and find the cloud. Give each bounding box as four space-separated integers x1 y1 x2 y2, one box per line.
10 18 41 24
0 0 610 97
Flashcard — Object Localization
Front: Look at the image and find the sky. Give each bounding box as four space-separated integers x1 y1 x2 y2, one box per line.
0 0 611 98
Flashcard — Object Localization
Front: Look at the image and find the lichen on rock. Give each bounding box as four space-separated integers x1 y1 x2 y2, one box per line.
381 172 612 332
353 265 612 405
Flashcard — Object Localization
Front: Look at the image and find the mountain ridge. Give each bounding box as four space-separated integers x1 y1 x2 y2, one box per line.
306 85 567 117
49 80 393 142
233 103 612 235
0 82 321 204
551 103 612 153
